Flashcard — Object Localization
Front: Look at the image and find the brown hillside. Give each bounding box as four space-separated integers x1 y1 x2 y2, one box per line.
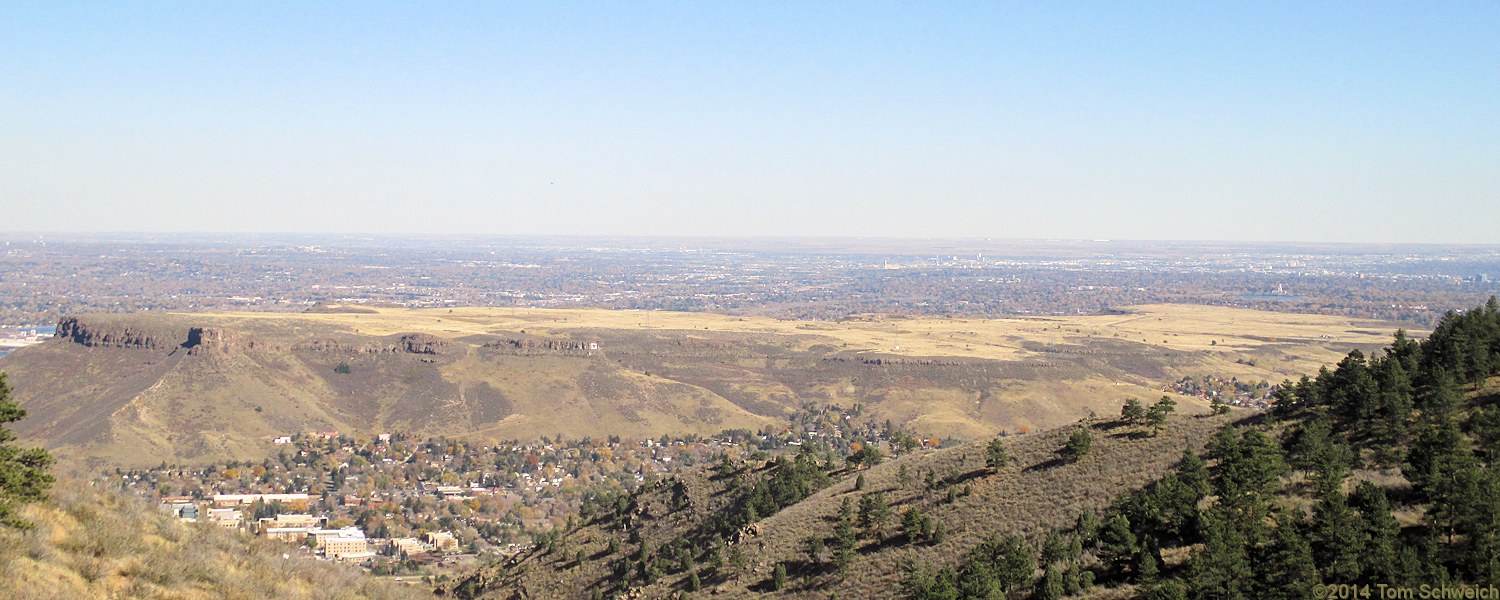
456 411 1241 599
0 481 425 600
0 305 1394 467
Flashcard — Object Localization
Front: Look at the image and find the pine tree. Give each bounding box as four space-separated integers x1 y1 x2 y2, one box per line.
1061 427 1093 461
1372 354 1415 463
1145 578 1190 600
1189 507 1254 600
1040 530 1070 566
1215 428 1289 508
901 506 933 544
0 373 54 529
1063 565 1083 595
707 535 725 568
1098 514 1139 574
1417 367 1462 424
805 535 825 565
1271 379 1301 414
1136 543 1162 583
1253 510 1318 600
771 563 787 591
1349 482 1401 582
1121 398 1147 425
1443 462 1500 580
832 500 857 572
1468 405 1500 464
1310 441 1354 498
1074 509 1102 546
956 535 1028 597
904 562 960 600
1404 416 1474 502
1146 396 1177 435
1035 564 1065 600
985 436 1009 471
1311 490 1366 582
858 491 892 538
1330 350 1380 426
1284 416 1334 474
727 545 747 576
1177 450 1212 498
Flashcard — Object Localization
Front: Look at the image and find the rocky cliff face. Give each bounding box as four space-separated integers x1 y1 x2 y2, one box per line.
183 327 277 354
481 337 595 356
398 333 448 355
55 317 273 354
294 333 449 355
55 317 179 350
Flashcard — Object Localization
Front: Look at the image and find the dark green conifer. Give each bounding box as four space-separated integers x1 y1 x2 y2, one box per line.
0 374 52 530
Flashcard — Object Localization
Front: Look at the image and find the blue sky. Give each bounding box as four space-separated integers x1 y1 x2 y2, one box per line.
3 2 1497 242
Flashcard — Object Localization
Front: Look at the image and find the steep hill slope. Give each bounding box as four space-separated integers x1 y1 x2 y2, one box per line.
0 481 424 600
452 411 1239 599
0 305 1399 467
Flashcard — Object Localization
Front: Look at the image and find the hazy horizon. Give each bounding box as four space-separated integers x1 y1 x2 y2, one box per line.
7 230 1500 253
4 3 1498 243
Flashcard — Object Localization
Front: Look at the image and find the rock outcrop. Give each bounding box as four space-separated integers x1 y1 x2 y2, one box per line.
294 334 451 355
55 317 274 354
55 317 178 350
398 333 448 355
183 327 276 354
481 338 596 356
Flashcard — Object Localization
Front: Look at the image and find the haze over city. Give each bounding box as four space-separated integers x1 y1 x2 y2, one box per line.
4 2 1498 243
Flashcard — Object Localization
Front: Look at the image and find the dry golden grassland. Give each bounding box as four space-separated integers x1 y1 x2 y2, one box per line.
0 482 424 600
196 303 1405 391
200 303 1398 364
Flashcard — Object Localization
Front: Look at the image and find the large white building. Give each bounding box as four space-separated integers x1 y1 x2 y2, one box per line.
213 493 312 507
313 527 370 559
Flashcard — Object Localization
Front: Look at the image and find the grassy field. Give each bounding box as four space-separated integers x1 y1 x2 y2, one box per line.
201 303 1400 370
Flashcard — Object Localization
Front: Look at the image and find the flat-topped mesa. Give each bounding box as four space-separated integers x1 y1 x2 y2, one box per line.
55 316 178 350
53 317 273 354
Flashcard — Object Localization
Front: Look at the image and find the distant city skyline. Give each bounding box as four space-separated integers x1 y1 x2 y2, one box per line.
3 3 1498 243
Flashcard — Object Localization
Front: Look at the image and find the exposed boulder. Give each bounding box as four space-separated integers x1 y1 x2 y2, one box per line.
399 333 448 355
